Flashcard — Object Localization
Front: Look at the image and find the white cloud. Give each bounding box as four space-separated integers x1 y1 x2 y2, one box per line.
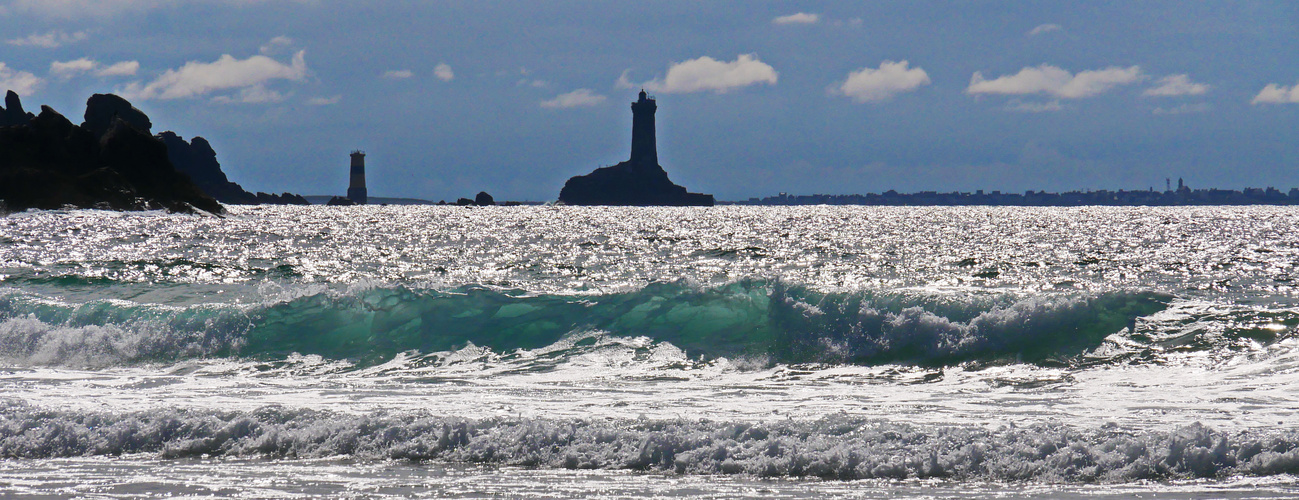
51 58 138 79
639 54 777 94
382 69 413 79
211 84 286 104
967 64 1143 99
773 12 819 25
540 88 607 109
833 60 930 103
307 95 342 106
1251 82 1299 105
95 60 138 77
434 63 454 82
615 69 636 89
122 50 307 100
6 30 88 48
1153 103 1210 115
50 58 97 79
1027 24 1062 36
259 35 294 55
0 63 42 95
1005 99 1063 113
1144 74 1209 97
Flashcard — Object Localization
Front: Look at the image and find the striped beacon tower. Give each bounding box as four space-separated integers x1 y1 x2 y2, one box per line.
347 150 367 205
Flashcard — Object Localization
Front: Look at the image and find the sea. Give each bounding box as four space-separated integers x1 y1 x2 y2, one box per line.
1 205 1297 499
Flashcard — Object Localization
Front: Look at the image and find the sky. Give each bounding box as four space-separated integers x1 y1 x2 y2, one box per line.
1 1 1297 202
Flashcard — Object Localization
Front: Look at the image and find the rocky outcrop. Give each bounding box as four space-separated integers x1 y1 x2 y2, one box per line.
475 191 495 206
158 132 254 204
256 192 310 205
0 92 221 213
81 93 151 138
558 91 712 206
559 161 714 206
158 132 309 205
1 91 34 126
326 196 356 206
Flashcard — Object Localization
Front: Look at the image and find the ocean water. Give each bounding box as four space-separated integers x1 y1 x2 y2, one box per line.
1 205 1297 498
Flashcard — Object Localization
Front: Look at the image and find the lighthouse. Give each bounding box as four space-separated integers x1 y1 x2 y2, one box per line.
629 89 657 169
347 150 367 205
556 90 713 206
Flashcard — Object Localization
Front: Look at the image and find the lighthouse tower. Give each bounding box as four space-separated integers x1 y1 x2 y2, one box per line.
629 89 657 169
347 150 367 205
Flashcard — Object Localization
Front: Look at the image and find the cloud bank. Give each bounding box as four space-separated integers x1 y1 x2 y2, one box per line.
96 61 139 77
122 50 307 100
1252 82 1299 105
50 58 138 79
540 88 606 109
834 60 930 103
967 64 1143 99
773 13 819 25
639 54 777 94
1144 74 1209 97
6 30 88 48
0 63 42 95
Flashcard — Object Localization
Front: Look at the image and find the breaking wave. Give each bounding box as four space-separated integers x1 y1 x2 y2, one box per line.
2 402 1298 482
0 280 1176 368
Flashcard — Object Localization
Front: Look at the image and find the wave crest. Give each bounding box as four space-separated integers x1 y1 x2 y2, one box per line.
0 281 1172 368
1 403 1296 482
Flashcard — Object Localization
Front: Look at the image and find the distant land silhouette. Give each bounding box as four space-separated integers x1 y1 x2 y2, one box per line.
0 92 306 213
559 90 713 206
731 181 1299 206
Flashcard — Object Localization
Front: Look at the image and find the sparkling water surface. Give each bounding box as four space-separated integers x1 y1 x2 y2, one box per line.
1 206 1298 497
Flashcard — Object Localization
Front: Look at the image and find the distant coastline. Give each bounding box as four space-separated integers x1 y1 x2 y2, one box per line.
726 186 1299 206
302 196 546 206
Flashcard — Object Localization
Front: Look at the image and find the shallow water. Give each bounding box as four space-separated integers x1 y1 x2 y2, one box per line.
1 206 1298 496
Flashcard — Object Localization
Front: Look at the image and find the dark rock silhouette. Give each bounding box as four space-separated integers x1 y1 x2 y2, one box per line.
157 132 307 205
158 132 257 204
255 192 310 205
1 91 34 126
0 92 221 213
475 191 495 206
81 93 152 138
455 197 474 206
326 196 356 206
558 90 713 206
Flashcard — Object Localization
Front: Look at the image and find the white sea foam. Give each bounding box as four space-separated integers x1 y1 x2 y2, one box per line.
1 403 1297 482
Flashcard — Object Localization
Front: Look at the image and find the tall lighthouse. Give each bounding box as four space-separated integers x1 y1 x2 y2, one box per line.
629 89 658 169
347 150 367 205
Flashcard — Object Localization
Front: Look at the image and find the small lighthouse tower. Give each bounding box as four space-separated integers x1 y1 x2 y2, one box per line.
347 150 367 205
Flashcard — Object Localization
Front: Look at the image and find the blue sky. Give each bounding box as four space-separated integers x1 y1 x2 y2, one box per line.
1 1 1297 201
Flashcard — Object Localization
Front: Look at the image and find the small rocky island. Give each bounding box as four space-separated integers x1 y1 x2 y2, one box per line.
0 92 305 213
558 90 713 206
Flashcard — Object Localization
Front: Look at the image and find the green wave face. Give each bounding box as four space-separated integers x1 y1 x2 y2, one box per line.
239 281 1173 366
243 282 778 364
0 281 1176 368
